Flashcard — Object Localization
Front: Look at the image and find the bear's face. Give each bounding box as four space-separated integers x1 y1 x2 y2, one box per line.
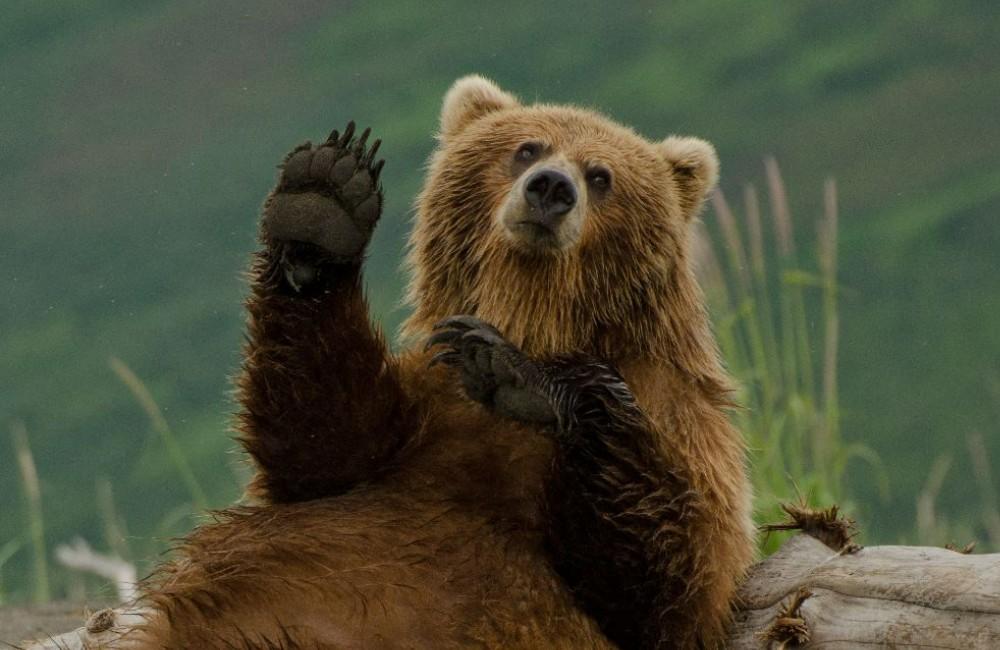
405 76 722 362
490 108 667 254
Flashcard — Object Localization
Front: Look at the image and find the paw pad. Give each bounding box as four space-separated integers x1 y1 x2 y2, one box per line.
262 121 385 262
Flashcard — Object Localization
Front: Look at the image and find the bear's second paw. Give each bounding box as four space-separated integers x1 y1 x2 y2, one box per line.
261 122 384 263
426 316 556 425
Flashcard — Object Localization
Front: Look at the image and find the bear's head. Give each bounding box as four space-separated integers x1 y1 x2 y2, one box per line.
404 75 726 386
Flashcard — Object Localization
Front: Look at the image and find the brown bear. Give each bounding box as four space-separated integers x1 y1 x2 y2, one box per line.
103 76 754 649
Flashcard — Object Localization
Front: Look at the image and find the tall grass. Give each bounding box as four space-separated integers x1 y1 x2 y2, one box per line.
96 476 132 562
915 433 1000 549
4 362 210 606
701 163 1000 553
699 160 886 552
0 537 25 606
10 420 50 604
967 432 1000 548
109 356 209 512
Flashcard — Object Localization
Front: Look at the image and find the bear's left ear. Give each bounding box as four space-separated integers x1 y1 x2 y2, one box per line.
440 75 520 142
658 136 720 220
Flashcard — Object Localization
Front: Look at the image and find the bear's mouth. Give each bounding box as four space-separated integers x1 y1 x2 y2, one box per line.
512 219 559 244
507 219 563 252
503 213 581 253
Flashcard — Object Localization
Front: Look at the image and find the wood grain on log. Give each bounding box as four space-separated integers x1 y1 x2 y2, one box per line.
730 534 1000 648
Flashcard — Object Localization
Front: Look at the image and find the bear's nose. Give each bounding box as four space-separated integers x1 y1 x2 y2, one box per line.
523 169 577 226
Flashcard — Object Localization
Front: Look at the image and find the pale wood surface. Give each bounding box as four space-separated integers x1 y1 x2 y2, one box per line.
730 534 1000 648
0 602 92 645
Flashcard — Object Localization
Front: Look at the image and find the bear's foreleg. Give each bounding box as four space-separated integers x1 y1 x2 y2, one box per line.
538 359 710 650
238 124 417 503
428 315 712 650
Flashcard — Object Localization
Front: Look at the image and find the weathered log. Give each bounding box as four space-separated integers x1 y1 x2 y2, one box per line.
0 602 95 647
730 533 1000 648
11 534 1000 648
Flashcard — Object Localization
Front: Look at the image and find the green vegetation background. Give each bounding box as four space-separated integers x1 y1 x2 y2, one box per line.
3 1 1000 601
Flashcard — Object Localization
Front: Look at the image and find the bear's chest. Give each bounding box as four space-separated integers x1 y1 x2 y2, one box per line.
396 392 555 529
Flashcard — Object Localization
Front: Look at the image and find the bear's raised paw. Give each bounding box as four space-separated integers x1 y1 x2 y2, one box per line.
261 122 384 264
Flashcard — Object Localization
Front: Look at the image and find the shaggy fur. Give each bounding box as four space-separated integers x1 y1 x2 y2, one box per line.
125 76 754 649
539 358 707 649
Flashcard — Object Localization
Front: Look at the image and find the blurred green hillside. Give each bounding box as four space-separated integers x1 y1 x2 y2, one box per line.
3 1 1000 601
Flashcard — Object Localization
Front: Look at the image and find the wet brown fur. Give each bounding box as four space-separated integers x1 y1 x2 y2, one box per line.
133 76 754 649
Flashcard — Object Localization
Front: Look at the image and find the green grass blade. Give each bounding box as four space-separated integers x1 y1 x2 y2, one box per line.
109 357 209 512
11 421 50 604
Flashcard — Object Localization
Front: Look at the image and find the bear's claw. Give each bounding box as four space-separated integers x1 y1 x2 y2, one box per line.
262 121 384 264
427 316 557 425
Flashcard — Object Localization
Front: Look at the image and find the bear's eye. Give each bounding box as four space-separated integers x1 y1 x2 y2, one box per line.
586 167 612 192
515 141 542 163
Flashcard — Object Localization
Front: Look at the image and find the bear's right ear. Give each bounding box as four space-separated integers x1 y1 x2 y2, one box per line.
440 75 519 141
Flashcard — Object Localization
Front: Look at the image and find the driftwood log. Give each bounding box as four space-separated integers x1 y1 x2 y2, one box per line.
12 507 1000 649
730 534 1000 648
